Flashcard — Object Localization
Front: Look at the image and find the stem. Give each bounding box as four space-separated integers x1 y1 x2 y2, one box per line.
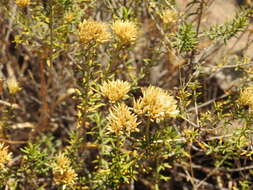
195 0 204 37
33 0 54 137
154 157 160 190
193 90 200 128
49 2 53 65
81 49 92 130
145 119 151 145
189 0 204 64
37 59 49 134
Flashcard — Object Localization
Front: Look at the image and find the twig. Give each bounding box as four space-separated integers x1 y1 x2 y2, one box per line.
0 138 27 144
195 155 228 189
177 172 229 190
226 165 253 172
188 94 228 111
0 100 19 109
180 116 199 128
1 5 17 55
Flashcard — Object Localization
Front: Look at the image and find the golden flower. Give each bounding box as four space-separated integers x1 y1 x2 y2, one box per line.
7 77 21 94
239 86 253 109
133 86 179 121
111 20 138 44
0 143 12 169
107 103 139 135
160 9 178 25
79 20 111 44
52 153 77 186
16 0 30 7
101 80 131 102
64 12 75 23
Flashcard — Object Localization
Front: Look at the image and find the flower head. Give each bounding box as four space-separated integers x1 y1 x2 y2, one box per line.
16 0 30 7
160 9 178 25
107 103 139 135
79 20 111 44
239 86 253 110
101 80 131 102
52 153 77 186
64 12 75 23
0 143 12 169
133 86 179 121
7 77 21 94
111 20 138 44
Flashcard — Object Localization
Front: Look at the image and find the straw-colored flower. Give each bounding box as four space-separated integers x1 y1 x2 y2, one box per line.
7 77 21 94
0 143 12 169
107 103 139 135
134 86 179 121
111 20 138 44
52 153 77 186
16 0 30 7
239 86 253 109
79 20 111 44
64 12 75 23
101 80 131 102
160 9 178 25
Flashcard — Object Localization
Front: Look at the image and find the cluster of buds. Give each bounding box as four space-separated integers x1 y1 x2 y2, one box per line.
52 153 77 186
101 80 131 102
101 82 179 135
111 20 138 44
133 86 179 121
16 0 30 7
0 143 12 170
160 9 178 25
7 77 21 94
79 19 138 45
239 86 253 110
107 103 139 135
79 20 111 44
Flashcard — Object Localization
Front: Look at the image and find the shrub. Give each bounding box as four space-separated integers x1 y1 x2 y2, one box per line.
0 0 253 189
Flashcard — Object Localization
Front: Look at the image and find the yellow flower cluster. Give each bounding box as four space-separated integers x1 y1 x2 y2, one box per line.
133 86 179 121
79 20 111 44
0 143 12 169
239 86 253 110
7 77 21 94
52 153 77 186
78 19 138 45
16 0 30 7
107 103 139 135
160 9 178 25
111 20 138 44
64 12 75 23
101 80 131 102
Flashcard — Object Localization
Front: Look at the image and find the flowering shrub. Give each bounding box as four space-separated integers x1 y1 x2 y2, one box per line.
0 0 253 189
